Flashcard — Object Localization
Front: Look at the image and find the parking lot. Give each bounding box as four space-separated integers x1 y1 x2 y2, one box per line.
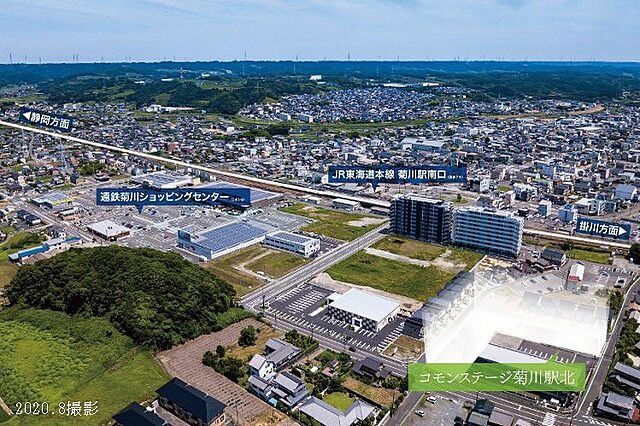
265 282 406 353
37 185 315 257
404 395 467 426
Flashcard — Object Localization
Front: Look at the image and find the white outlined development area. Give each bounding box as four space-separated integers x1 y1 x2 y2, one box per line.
421 262 608 364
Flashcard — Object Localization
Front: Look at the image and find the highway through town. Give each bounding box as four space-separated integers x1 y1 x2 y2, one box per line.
241 223 388 308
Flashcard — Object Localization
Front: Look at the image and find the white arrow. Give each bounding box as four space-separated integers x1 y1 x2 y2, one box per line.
617 226 627 236
22 111 31 121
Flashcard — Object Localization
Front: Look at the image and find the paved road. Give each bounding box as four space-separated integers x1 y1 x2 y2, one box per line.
242 223 388 309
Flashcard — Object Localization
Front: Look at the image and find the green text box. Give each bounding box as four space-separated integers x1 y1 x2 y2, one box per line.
409 357 585 392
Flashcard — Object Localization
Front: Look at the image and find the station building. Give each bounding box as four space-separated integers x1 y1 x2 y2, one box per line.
327 288 400 332
264 231 320 258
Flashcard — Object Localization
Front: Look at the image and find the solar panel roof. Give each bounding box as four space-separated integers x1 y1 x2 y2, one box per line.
195 221 271 254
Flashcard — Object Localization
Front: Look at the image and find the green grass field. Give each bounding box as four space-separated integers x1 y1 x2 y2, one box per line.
280 203 383 241
372 237 446 261
323 392 355 412
0 232 47 288
0 232 46 262
0 261 18 288
206 245 309 294
205 246 266 297
522 236 612 265
0 309 168 425
326 251 457 301
447 248 485 270
231 114 456 135
567 248 611 264
246 251 309 278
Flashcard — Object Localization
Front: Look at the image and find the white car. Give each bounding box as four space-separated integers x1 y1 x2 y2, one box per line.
415 410 425 417
427 396 437 404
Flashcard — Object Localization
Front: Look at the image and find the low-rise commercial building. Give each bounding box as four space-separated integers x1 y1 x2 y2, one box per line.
131 171 196 189
87 220 130 241
538 200 552 217
332 198 359 211
615 183 637 201
177 220 273 260
264 231 320 257
595 392 639 423
327 288 400 332
566 263 585 292
558 204 578 223
32 192 73 210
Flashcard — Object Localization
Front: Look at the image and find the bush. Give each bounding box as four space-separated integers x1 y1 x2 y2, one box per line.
284 329 318 353
202 351 246 383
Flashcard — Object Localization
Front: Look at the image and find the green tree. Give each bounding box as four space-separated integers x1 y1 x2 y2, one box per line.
203 350 218 368
560 241 574 251
266 124 290 136
6 246 237 349
218 356 246 382
238 325 258 347
216 345 226 358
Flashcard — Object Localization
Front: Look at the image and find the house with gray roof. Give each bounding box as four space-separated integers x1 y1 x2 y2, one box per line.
299 396 375 426
595 391 639 422
248 371 309 409
610 362 640 391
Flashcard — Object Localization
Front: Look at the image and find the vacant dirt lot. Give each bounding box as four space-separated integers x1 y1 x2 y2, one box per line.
156 318 293 425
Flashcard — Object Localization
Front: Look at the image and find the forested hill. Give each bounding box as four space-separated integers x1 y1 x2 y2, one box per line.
6 246 239 349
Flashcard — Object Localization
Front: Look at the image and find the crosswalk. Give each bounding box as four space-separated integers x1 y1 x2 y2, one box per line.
581 415 618 426
542 412 556 426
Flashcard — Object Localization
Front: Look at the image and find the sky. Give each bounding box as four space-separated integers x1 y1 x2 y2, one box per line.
2 0 639 63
